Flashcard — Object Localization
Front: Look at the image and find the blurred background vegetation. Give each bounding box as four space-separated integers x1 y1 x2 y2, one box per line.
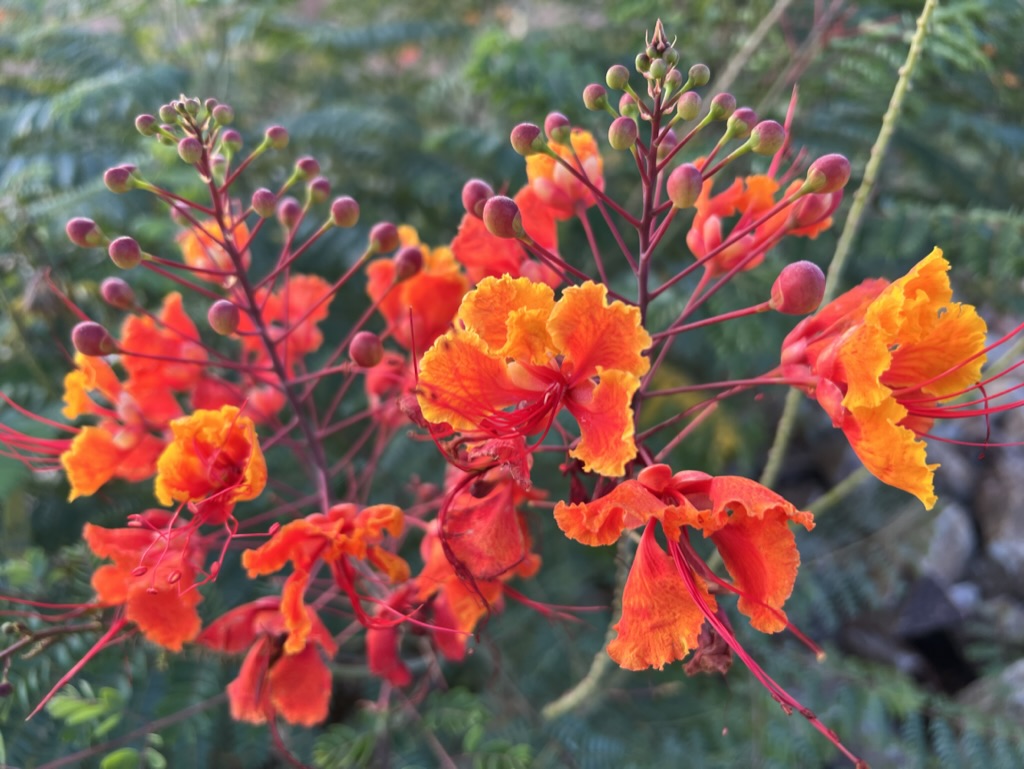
2 0 1024 766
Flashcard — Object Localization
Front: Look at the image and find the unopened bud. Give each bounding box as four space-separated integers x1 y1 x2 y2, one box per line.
394 246 424 281
608 116 638 150
210 153 227 175
657 128 678 161
204 98 219 113
308 176 331 204
330 196 360 228
208 300 240 335
708 93 736 121
103 165 136 194
688 63 711 87
805 154 851 194
583 83 609 111
156 126 176 146
177 136 203 165
183 98 201 117
793 191 842 228
296 156 320 179
676 91 701 121
252 188 277 218
276 197 302 230
369 222 400 253
72 321 117 356
461 179 494 218
0 681 12 699
619 93 640 120
158 104 178 123
544 112 571 144
606 64 630 90
663 47 680 67
108 236 142 269
482 196 523 239
135 114 158 136
265 125 289 150
770 261 826 315
635 53 652 73
750 120 786 155
221 129 243 153
66 217 106 248
666 164 703 208
350 331 384 368
100 277 135 310
726 108 758 141
211 104 234 125
510 123 544 156
664 69 684 94
648 58 668 81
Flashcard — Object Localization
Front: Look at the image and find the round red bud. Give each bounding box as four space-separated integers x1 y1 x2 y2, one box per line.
750 120 786 156
709 92 736 121
369 222 400 253
461 179 494 218
635 53 652 73
108 236 142 269
606 64 630 90
350 331 384 368
221 129 243 153
688 63 711 87
158 104 177 123
72 321 117 356
583 83 609 111
608 116 638 150
66 217 106 248
100 277 135 310
510 123 544 156
251 188 277 218
177 136 202 165
726 107 758 140
394 245 424 281
276 196 302 230
676 91 702 121
265 125 289 150
211 104 234 125
619 93 640 120
482 196 523 239
805 154 851 194
544 112 571 144
103 165 136 194
204 98 219 113
657 128 678 161
296 155 320 179
666 163 703 209
770 261 826 315
135 114 158 136
208 300 240 335
308 176 331 204
330 196 360 228
0 681 13 699
793 191 842 228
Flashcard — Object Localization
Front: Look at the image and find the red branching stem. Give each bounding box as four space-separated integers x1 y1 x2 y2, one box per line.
650 302 772 340
577 207 610 285
637 383 752 442
653 401 719 462
0 392 79 433
548 150 640 227
140 261 225 301
592 195 639 273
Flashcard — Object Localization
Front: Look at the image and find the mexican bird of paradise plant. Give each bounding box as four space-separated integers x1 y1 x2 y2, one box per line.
1 19 1022 769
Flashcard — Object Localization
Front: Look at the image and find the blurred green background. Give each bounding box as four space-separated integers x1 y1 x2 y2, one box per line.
2 0 1024 766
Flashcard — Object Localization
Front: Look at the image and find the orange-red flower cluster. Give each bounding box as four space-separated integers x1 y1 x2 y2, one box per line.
782 248 988 508
525 128 604 218
417 276 651 477
554 464 813 670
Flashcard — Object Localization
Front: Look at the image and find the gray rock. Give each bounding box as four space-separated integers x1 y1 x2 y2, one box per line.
920 502 976 585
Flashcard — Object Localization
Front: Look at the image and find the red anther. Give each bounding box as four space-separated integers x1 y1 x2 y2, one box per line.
131 566 148 577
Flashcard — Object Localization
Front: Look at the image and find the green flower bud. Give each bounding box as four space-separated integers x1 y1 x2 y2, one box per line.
648 58 668 81
135 114 158 136
296 156 320 179
676 91 701 121
252 188 277 218
635 52 652 73
583 83 609 111
265 125 289 150
709 92 736 121
544 112 571 144
726 107 758 141
666 163 703 208
608 116 638 150
606 64 630 90
158 104 178 123
177 136 203 165
330 196 360 228
619 93 640 121
212 104 234 126
688 63 711 87
308 176 330 204
221 129 243 153
750 120 786 156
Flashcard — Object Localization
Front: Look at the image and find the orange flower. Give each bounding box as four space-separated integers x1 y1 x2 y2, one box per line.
236 274 335 372
83 510 206 651
782 248 988 508
554 464 813 669
154 405 267 524
177 216 251 282
417 276 651 477
198 597 338 726
366 226 468 351
451 186 561 286
120 292 207 404
687 173 836 276
241 503 407 654
526 129 604 219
